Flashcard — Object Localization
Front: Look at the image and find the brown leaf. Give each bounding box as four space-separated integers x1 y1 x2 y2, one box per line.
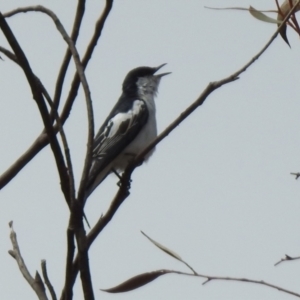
101 270 169 293
278 0 300 18
141 231 182 261
279 24 290 46
277 0 300 46
249 6 281 24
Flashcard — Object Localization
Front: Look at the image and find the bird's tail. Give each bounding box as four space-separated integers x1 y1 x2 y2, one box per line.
84 164 111 202
82 165 111 229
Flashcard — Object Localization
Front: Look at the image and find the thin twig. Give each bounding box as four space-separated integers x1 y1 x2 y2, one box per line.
0 47 76 205
0 4 114 297
274 254 300 266
75 227 94 300
0 46 18 63
290 172 300 179
62 174 130 296
101 268 300 298
168 270 300 298
38 80 76 204
53 3 85 298
59 0 113 125
0 11 70 201
51 0 86 122
62 228 76 300
0 0 113 193
41 260 57 300
3 6 95 298
4 6 94 205
8 222 48 300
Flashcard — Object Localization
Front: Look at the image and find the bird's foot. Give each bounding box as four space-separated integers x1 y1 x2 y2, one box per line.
112 168 122 180
117 177 132 189
112 168 132 189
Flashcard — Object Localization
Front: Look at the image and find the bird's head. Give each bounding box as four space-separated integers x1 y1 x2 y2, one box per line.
122 64 170 98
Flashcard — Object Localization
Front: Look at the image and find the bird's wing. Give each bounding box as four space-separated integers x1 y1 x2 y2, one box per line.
86 99 149 192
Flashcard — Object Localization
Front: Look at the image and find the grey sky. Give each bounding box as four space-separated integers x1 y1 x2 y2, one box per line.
1 1 300 299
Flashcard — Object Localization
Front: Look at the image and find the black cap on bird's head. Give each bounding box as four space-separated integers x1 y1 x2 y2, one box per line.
122 64 170 95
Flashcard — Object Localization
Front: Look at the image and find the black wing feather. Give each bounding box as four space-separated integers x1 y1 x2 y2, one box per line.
86 96 148 191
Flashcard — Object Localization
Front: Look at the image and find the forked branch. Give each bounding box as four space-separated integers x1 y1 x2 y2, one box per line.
8 222 48 300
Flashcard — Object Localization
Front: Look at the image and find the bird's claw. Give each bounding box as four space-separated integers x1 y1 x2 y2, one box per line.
112 168 132 189
117 178 132 189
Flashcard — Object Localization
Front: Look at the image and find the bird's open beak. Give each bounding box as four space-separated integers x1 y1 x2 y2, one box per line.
154 63 171 78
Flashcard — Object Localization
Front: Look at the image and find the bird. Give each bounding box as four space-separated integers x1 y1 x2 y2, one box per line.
84 64 170 200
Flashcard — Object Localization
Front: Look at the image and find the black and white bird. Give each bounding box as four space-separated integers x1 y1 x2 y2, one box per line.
85 64 170 200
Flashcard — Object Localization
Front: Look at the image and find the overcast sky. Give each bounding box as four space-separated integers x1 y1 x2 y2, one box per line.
1 1 300 299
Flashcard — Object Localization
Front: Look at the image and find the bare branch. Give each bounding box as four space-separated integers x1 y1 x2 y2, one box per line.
196 271 300 298
63 204 94 300
62 228 76 300
0 0 113 193
193 270 300 297
2 17 93 288
0 5 114 299
101 268 300 298
275 254 300 266
0 46 75 205
41 260 57 300
290 172 300 179
51 0 86 122
60 0 113 124
60 174 130 298
0 46 19 63
39 80 76 204
8 222 48 300
0 11 70 200
4 5 94 205
35 271 47 295
0 15 81 298
75 227 94 300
